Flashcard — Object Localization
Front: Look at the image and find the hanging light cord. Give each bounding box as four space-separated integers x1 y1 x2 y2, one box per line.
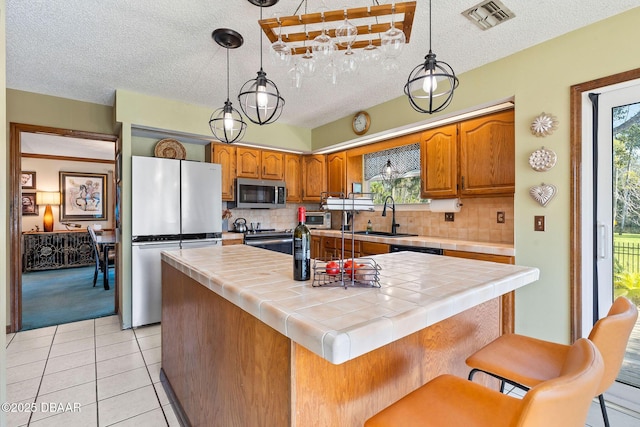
428 0 432 52
259 3 264 71
225 48 230 101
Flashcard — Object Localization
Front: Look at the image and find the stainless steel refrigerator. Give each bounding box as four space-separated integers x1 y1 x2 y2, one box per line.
131 156 222 327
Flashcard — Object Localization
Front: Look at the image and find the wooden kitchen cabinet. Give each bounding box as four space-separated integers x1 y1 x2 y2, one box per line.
459 110 515 196
320 236 337 260
236 147 261 179
420 124 458 199
301 154 326 202
285 154 302 203
261 150 284 181
311 235 322 259
237 147 284 181
327 151 347 196
206 143 236 201
443 250 514 265
421 110 514 199
360 241 390 256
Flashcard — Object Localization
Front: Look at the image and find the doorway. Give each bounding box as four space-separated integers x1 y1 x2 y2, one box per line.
571 69 640 413
9 123 119 332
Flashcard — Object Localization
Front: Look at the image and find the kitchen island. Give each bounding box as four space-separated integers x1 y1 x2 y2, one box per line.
160 245 539 427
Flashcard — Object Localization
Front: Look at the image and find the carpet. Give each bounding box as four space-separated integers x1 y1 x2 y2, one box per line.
21 266 115 331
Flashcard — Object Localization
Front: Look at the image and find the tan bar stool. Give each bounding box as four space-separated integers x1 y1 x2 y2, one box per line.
364 338 603 427
466 296 637 427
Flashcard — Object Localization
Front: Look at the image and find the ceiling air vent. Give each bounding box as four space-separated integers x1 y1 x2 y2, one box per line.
462 0 515 30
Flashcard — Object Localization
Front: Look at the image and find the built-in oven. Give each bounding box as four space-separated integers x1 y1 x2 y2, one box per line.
229 178 286 209
244 229 293 255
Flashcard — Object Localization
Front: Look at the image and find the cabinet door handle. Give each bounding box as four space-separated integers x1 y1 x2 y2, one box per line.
461 176 465 190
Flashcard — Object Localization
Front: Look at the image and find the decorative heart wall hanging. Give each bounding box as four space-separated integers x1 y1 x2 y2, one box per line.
529 183 557 207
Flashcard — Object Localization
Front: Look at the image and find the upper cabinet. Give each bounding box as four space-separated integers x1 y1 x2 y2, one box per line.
420 124 458 198
236 147 284 181
285 154 302 203
236 147 261 179
421 110 515 199
206 143 236 201
301 154 326 202
459 110 515 196
261 150 285 181
327 151 346 196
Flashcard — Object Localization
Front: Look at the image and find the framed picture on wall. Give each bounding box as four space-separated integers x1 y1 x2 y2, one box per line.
21 171 36 189
21 192 38 216
60 172 107 221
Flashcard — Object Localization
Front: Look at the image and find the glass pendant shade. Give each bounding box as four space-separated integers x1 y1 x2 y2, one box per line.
404 51 459 114
238 69 285 124
210 28 247 144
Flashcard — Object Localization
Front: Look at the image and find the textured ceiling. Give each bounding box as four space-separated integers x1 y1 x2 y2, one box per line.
6 0 640 130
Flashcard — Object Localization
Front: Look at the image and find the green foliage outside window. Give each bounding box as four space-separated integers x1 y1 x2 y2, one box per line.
367 177 429 205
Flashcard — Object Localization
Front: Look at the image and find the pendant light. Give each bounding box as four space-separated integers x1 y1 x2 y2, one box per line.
209 29 247 144
404 0 459 114
381 159 399 187
238 0 285 125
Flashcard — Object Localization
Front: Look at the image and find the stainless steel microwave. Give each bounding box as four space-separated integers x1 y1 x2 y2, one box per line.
305 211 331 229
231 178 286 209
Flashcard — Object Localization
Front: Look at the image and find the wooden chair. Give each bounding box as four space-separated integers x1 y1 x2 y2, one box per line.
364 338 603 427
88 226 114 287
466 296 638 427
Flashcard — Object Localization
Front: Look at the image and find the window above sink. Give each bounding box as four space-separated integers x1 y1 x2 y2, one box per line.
363 144 429 205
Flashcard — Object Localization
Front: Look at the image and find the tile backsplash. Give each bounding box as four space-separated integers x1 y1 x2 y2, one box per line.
226 196 514 244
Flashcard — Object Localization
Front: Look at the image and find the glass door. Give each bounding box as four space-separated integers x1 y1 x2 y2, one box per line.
593 82 640 411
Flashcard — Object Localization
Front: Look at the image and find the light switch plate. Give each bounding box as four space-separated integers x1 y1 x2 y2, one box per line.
444 212 455 222
534 215 545 231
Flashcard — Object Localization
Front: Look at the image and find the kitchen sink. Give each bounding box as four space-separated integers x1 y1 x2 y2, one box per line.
353 231 418 238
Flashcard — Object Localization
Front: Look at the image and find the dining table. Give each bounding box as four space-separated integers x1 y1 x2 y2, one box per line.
95 231 117 290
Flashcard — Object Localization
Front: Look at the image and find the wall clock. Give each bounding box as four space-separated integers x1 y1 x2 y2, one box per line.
352 111 370 135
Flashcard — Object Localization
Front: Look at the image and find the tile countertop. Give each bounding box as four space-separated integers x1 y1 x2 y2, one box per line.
161 245 539 364
309 229 515 257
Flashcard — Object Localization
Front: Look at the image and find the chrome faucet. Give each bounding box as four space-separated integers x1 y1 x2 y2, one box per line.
382 195 399 234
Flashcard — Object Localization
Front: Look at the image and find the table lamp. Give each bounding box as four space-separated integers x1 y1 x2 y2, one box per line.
36 191 61 232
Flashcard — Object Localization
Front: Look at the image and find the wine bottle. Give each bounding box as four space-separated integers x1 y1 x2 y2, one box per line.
293 207 311 281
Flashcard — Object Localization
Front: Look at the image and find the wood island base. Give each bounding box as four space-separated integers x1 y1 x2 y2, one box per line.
161 262 501 427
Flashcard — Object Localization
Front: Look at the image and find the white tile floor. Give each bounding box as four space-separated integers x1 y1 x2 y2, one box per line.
5 315 640 426
5 315 178 427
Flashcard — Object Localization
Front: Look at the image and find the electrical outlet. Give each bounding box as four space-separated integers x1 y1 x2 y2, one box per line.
444 212 455 222
534 215 545 231
497 211 505 223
